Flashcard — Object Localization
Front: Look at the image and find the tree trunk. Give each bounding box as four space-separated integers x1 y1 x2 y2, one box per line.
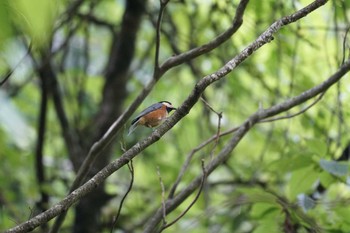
72 0 146 232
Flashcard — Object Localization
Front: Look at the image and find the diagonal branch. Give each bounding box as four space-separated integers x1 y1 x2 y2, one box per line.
143 57 349 233
0 43 32 87
68 0 250 201
110 160 134 233
158 160 207 233
159 0 250 75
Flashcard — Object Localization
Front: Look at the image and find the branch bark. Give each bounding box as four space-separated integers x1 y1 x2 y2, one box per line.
52 0 146 232
143 56 349 233
68 0 250 200
34 68 49 232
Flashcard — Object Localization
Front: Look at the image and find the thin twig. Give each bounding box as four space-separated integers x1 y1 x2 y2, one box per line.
158 160 207 233
169 90 324 199
200 97 223 159
0 43 32 86
200 97 222 116
154 0 169 77
66 0 250 203
341 25 350 65
167 125 240 199
260 91 326 123
110 160 134 233
157 167 167 226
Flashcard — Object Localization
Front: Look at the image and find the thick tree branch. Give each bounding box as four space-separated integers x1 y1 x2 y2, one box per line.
159 0 250 75
69 0 250 197
4 1 330 232
34 73 49 232
50 1 146 232
143 57 349 232
37 62 82 170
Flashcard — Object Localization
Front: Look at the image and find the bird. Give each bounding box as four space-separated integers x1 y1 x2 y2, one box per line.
128 101 177 135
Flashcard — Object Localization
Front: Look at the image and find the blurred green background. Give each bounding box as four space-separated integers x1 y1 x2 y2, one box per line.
1 0 350 232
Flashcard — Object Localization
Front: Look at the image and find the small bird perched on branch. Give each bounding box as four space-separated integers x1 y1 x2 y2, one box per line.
128 101 177 135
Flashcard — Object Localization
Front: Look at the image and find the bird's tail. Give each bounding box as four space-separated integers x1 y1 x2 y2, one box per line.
128 122 139 136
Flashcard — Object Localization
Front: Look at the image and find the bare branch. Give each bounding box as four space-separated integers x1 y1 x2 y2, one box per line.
0 43 32 87
154 0 170 76
156 167 167 226
110 160 134 233
260 91 326 123
34 71 50 232
168 125 239 199
144 58 349 232
67 0 250 205
200 97 223 159
158 160 207 233
159 0 250 74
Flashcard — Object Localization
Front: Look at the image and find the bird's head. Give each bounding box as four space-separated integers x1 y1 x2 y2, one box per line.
159 101 177 113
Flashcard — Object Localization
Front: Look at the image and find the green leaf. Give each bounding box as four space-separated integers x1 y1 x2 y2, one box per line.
287 165 319 200
306 138 327 156
319 159 348 177
236 187 276 203
250 203 280 219
10 0 57 47
0 0 13 47
269 154 314 172
319 171 336 188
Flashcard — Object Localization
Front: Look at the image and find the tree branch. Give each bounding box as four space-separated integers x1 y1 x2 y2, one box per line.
110 160 134 233
154 0 169 76
34 71 49 232
159 0 250 74
158 160 207 233
143 57 349 232
68 0 250 198
0 43 32 87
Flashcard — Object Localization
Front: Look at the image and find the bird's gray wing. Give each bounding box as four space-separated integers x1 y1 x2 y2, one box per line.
131 102 163 125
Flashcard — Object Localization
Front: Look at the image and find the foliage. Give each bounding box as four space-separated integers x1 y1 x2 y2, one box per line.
1 0 350 233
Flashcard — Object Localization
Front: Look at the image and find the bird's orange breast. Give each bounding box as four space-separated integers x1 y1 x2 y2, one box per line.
138 107 168 128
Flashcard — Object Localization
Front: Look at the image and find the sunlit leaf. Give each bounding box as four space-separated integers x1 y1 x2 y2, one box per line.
250 203 280 219
0 0 13 48
10 0 58 47
287 166 319 200
319 171 336 188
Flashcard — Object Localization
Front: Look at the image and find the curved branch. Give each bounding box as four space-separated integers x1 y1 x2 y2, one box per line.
158 160 207 233
159 0 250 74
143 57 349 233
153 0 169 75
68 0 250 201
110 160 134 232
